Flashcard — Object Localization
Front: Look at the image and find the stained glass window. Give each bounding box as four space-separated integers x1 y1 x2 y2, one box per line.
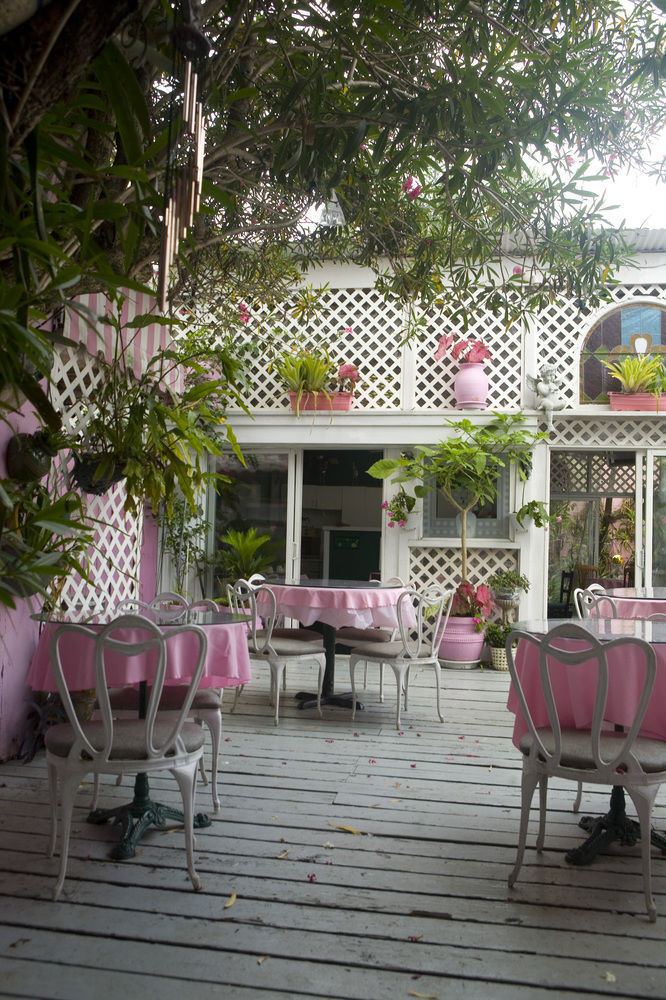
580 303 666 403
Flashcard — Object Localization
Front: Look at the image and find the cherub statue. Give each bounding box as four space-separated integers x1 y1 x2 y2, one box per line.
527 364 566 430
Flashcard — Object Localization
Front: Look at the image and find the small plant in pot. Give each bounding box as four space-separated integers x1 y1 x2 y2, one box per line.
602 353 666 410
487 570 530 601
484 622 516 671
272 344 359 415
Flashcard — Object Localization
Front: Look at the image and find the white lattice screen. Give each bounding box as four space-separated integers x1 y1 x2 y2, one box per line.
407 546 518 592
48 344 143 615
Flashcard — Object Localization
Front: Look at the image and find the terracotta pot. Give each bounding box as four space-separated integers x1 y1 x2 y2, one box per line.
454 363 488 409
288 391 353 412
437 616 486 668
608 392 666 411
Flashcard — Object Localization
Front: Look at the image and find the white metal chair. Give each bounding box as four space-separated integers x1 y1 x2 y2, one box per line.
45 615 208 900
227 579 326 725
506 621 666 921
349 584 454 729
335 577 405 689
573 587 618 619
105 595 224 811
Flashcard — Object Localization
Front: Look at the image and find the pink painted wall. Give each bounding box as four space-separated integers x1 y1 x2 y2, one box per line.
0 400 45 760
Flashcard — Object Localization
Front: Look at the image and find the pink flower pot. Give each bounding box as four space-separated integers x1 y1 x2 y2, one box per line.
437 616 486 668
608 393 666 411
454 363 488 410
288 391 353 412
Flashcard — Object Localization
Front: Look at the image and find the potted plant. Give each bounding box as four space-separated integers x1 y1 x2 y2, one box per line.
435 332 492 409
272 347 359 415
367 413 548 667
5 425 73 483
487 570 530 601
382 487 418 529
484 622 516 671
602 353 666 411
215 526 280 591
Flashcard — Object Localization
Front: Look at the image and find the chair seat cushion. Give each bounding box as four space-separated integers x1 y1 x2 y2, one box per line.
336 627 392 646
272 627 321 641
45 719 206 760
519 728 666 773
351 640 427 660
107 686 222 711
263 636 324 656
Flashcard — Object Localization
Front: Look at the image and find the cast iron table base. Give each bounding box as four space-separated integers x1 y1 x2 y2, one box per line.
294 622 364 711
565 786 666 866
87 771 211 860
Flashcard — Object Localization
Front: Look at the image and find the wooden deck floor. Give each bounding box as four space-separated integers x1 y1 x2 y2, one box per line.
1 659 666 999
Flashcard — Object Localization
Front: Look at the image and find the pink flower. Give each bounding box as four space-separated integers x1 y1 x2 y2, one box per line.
344 326 353 334
451 340 469 361
338 363 359 382
466 342 491 364
512 265 523 275
397 519 406 527
407 185 421 200
381 500 389 510
435 333 454 361
402 176 415 192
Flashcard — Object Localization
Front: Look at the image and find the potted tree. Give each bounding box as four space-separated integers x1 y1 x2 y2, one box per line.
368 413 548 667
602 353 666 411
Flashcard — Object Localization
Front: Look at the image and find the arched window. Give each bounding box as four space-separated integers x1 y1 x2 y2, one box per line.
580 302 666 403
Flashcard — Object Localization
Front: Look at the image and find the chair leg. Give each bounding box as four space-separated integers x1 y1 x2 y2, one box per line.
536 775 548 852
433 659 444 722
379 662 384 703
270 661 285 726
403 666 410 712
350 656 359 721
573 781 583 813
363 662 368 689
316 657 324 718
194 710 221 812
47 762 58 859
170 759 202 892
390 663 408 729
231 684 244 713
51 772 81 901
508 766 539 889
626 786 659 922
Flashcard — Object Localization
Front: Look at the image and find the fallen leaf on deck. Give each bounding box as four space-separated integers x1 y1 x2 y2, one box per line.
257 955 268 964
395 782 402 788
223 891 237 908
276 849 289 859
328 822 361 835
408 992 438 999
602 972 617 983
307 873 317 882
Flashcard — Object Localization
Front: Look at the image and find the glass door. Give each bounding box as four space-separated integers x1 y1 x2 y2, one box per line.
644 452 666 586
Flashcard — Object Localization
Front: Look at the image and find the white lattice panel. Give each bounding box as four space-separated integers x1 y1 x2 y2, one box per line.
408 546 518 591
48 345 143 614
549 415 666 449
414 309 522 410
550 452 636 496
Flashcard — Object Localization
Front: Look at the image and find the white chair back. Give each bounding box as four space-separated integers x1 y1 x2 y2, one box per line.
396 584 453 658
50 615 207 764
573 587 617 619
226 578 275 653
506 622 656 779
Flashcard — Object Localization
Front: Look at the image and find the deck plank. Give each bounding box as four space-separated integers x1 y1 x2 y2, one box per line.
1 662 665 999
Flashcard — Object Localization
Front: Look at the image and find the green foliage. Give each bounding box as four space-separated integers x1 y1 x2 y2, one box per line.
485 622 517 649
159 493 212 599
487 570 530 594
368 413 549 580
272 346 337 415
602 354 665 394
0 484 93 610
216 527 279 585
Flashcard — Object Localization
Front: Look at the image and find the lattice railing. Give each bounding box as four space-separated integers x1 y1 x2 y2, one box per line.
48 345 143 615
548 415 666 449
408 546 518 590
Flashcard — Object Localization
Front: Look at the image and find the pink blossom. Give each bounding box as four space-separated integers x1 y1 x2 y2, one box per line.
466 341 491 364
381 500 389 510
338 363 359 381
402 176 415 193
407 185 421 200
566 155 574 167
512 265 523 275
344 326 353 334
451 340 469 361
388 521 396 528
435 333 454 361
398 519 406 527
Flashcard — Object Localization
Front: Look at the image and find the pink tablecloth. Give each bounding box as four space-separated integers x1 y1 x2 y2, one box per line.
256 584 414 629
611 598 666 620
27 620 252 692
507 637 666 747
